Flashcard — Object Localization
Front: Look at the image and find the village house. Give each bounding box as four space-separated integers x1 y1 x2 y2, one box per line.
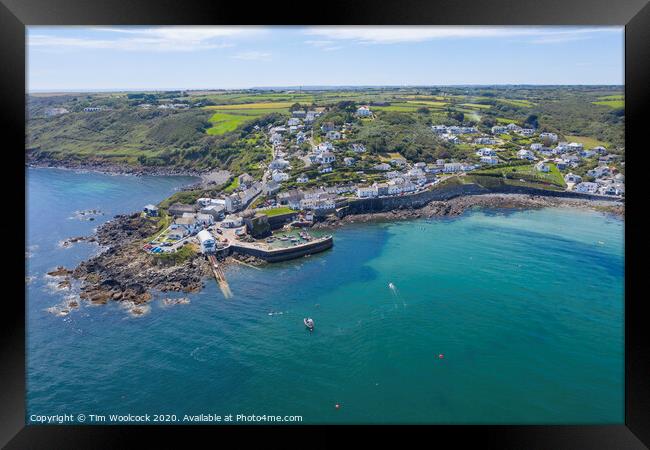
357 186 377 198
269 158 290 170
491 125 509 135
587 166 611 179
200 204 225 220
319 152 336 164
443 163 463 173
168 203 196 218
296 174 309 183
263 181 281 196
320 122 336 133
272 170 290 182
373 163 391 171
319 164 333 174
277 190 304 206
540 132 558 144
220 215 243 228
238 173 254 188
476 148 496 157
574 182 599 194
475 137 497 145
480 156 499 165
344 157 355 166
350 143 366 153
564 173 583 184
356 106 372 117
568 142 584 152
197 229 216 254
390 157 407 167
517 149 535 160
535 161 550 172
325 130 341 140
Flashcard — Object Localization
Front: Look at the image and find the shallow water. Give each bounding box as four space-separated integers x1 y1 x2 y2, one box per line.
26 168 624 424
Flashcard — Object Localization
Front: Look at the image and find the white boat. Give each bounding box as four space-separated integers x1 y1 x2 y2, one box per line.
304 318 314 331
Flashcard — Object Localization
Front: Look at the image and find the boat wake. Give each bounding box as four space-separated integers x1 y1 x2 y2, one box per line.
388 282 406 308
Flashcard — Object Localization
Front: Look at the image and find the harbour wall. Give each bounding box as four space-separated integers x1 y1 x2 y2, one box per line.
337 182 620 216
229 236 333 263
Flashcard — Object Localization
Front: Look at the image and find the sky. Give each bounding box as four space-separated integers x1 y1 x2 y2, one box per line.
26 26 624 91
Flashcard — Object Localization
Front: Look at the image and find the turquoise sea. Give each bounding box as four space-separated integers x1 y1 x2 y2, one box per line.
26 168 624 424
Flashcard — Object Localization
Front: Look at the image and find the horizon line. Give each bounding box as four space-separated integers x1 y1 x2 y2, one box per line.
28 83 625 94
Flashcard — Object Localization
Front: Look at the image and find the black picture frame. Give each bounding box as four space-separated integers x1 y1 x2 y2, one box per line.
3 0 649 447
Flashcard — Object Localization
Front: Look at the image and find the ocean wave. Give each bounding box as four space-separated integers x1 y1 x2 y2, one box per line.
121 301 151 318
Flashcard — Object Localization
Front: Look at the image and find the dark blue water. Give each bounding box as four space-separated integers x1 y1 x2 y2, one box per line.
26 168 624 424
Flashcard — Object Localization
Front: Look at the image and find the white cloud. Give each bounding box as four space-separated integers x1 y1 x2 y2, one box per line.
304 39 343 51
28 26 267 52
231 51 272 61
303 26 620 45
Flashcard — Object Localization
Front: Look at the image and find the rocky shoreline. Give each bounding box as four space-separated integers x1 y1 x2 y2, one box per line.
312 193 624 229
52 193 622 313
27 159 204 178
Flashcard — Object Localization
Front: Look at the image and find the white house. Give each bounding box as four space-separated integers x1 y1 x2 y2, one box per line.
530 143 543 151
297 174 309 183
491 125 509 134
325 130 341 140
568 142 584 152
263 181 281 196
476 148 496 157
517 149 534 160
220 215 243 228
319 164 333 174
357 186 377 198
356 106 372 117
587 166 611 178
269 158 290 170
272 171 289 182
574 182 599 194
564 173 583 184
540 132 558 144
443 163 463 173
535 161 550 172
319 152 336 164
480 156 499 165
344 157 355 166
350 143 366 153
373 163 391 171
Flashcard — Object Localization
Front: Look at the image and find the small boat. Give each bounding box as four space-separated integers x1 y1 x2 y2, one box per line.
304 318 314 331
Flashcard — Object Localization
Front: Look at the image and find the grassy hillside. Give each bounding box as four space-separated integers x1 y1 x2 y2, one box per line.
26 86 625 175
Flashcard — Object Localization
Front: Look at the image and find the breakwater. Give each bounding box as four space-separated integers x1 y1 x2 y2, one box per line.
229 235 333 263
337 182 620 217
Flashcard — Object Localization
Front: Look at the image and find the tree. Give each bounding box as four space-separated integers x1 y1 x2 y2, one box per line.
525 114 539 129
416 107 431 115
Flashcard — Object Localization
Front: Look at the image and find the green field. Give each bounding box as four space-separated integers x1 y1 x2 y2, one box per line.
460 103 492 109
473 163 566 188
260 206 294 217
592 100 624 109
565 135 609 148
495 117 518 124
496 99 535 108
206 113 253 135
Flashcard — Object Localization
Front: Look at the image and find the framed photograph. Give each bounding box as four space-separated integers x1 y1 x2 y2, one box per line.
3 0 649 447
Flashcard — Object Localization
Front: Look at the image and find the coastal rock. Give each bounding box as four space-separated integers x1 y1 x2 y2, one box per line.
47 266 73 277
